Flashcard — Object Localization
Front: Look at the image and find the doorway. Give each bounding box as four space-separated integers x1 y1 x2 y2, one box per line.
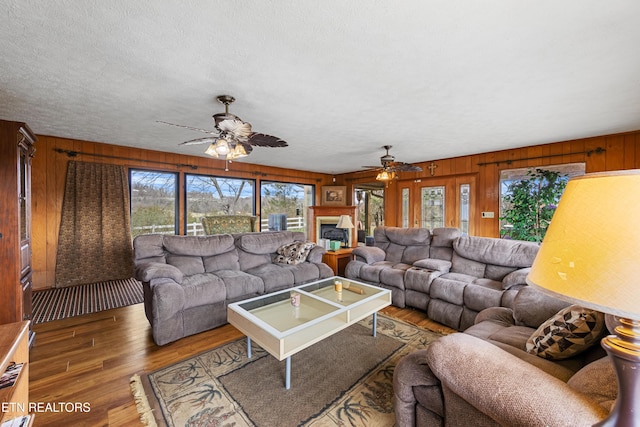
398 174 476 234
354 183 385 242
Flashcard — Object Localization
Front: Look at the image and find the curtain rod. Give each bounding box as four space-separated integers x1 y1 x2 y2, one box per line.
477 147 605 166
53 148 322 182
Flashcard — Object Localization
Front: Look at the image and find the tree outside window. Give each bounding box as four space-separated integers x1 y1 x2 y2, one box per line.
500 167 577 242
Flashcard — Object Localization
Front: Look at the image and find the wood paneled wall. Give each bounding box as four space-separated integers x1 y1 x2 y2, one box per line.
30 130 640 290
340 130 640 237
30 136 335 290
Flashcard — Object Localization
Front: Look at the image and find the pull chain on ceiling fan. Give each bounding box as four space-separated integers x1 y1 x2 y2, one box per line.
157 95 287 170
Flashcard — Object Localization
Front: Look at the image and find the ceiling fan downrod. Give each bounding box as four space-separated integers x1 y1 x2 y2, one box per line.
216 95 235 114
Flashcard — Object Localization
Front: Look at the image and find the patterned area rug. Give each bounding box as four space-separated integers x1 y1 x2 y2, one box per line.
32 278 143 324
130 314 443 427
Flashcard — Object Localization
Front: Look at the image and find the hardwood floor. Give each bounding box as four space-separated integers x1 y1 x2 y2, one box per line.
29 303 454 426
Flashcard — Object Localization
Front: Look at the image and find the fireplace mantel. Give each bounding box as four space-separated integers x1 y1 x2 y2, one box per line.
307 205 358 247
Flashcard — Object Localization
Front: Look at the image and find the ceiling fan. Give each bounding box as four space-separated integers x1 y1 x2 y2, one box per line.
362 145 422 181
157 95 287 167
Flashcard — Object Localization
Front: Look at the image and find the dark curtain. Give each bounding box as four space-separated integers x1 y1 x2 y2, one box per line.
55 161 134 287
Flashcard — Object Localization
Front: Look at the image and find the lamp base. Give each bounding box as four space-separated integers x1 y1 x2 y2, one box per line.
594 318 640 427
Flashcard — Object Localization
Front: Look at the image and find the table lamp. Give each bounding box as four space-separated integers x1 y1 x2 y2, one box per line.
335 215 355 248
526 170 640 427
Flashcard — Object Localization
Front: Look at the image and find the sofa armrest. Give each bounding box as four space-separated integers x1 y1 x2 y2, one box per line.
502 267 531 289
352 246 385 264
474 306 515 325
135 261 184 284
393 348 444 427
427 334 609 426
307 245 326 264
412 258 452 273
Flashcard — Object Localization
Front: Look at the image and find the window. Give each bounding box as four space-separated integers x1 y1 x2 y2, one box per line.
260 182 314 232
185 174 255 235
401 188 409 228
421 186 445 229
459 183 470 235
354 184 385 235
499 163 585 240
130 169 178 237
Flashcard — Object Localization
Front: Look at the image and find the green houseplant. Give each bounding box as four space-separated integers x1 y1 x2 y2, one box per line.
500 168 569 242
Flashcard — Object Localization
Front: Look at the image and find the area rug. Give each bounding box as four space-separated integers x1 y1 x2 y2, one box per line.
130 314 443 427
32 277 143 323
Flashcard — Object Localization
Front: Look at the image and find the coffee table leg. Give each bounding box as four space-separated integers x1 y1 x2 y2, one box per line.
285 356 291 390
372 312 378 337
247 337 252 358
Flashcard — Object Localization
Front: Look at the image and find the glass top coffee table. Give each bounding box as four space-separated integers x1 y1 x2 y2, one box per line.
227 276 391 389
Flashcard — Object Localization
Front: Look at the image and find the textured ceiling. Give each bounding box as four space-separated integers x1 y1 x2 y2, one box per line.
1 1 640 174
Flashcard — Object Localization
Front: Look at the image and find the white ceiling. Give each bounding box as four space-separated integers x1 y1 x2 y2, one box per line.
2 1 640 174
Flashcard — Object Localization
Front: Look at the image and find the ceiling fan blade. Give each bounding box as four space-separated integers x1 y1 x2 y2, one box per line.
218 119 253 141
361 166 382 169
391 162 423 172
247 133 288 147
179 137 218 146
156 120 217 135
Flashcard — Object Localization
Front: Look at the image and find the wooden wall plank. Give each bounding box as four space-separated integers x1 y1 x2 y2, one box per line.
30 135 334 290
30 130 640 289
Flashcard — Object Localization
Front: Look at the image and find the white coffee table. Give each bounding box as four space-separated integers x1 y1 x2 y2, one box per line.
227 276 391 389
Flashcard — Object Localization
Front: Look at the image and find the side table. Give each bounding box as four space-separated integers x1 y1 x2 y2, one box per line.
322 247 355 276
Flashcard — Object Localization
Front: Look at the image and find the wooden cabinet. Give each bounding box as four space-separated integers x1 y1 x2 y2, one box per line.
0 120 36 346
0 321 31 424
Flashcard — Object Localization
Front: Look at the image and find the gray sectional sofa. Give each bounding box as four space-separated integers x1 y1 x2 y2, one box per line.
393 286 615 426
133 231 333 345
345 226 540 331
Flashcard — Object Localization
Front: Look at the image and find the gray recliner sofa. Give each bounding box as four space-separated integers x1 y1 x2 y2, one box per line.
345 226 540 331
133 231 333 345
393 287 616 426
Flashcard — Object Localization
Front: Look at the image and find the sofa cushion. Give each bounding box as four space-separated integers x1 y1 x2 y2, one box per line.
379 263 413 289
526 305 607 360
273 241 316 265
180 273 226 309
512 287 570 328
567 357 617 411
166 254 205 276
429 227 461 261
359 261 394 283
413 258 452 272
245 263 295 293
133 234 166 263
203 249 240 272
164 234 235 256
374 227 431 263
213 270 264 300
450 252 486 278
237 231 298 255
453 235 539 268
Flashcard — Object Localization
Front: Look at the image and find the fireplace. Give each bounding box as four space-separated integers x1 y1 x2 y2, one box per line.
320 223 346 242
307 206 358 248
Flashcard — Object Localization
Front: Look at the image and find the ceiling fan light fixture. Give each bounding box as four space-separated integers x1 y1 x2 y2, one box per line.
376 170 397 181
229 143 248 159
214 138 231 155
204 142 220 158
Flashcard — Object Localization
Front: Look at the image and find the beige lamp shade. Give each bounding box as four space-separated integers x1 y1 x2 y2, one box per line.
336 215 355 229
526 169 640 320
